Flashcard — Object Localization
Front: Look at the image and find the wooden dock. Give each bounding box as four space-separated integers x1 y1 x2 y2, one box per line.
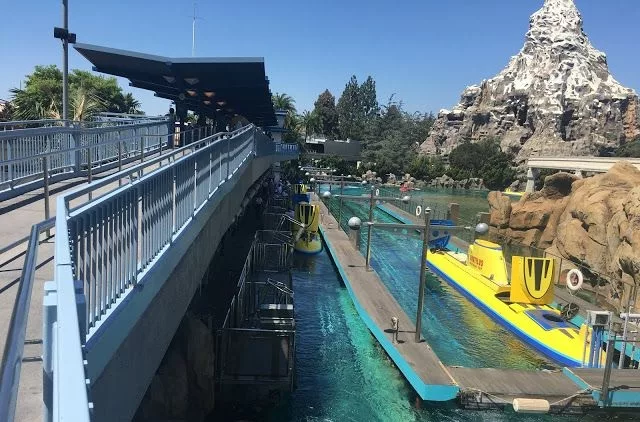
315 196 459 401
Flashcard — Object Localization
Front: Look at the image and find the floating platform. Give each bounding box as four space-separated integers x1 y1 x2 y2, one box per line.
315 196 459 401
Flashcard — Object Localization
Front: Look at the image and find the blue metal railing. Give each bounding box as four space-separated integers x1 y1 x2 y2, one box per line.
48 125 297 420
0 119 177 201
0 219 55 422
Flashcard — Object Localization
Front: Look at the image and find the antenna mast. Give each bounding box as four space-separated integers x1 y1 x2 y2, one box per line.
192 2 196 57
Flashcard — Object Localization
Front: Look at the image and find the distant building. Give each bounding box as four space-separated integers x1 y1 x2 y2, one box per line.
305 136 361 162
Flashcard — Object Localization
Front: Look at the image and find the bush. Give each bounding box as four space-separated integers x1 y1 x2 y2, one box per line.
447 138 516 190
615 136 640 157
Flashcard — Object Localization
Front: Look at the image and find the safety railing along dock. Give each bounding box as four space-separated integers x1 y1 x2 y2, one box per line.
45 124 297 420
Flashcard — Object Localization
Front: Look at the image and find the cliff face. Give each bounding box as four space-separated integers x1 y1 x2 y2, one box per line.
422 0 640 161
488 162 640 312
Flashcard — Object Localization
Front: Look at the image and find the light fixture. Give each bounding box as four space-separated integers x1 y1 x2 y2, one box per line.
216 108 222 112
186 89 197 97
184 77 199 85
204 91 215 98
216 100 226 106
203 100 211 105
163 75 176 84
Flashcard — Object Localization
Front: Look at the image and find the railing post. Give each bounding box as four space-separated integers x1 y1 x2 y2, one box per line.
226 135 231 180
193 159 197 216
43 136 51 236
365 185 374 271
6 141 13 185
42 282 57 422
601 334 616 406
415 207 431 343
117 140 123 187
140 133 145 164
87 145 93 201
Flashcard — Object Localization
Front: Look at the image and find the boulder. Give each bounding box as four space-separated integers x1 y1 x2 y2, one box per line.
487 191 512 229
488 162 640 312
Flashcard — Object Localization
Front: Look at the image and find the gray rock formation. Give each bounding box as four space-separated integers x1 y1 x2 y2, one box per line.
422 0 640 161
487 163 640 312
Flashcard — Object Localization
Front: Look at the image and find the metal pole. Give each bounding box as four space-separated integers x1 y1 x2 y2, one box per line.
619 284 637 368
338 177 344 228
602 334 616 406
415 208 431 342
87 145 93 201
62 0 69 122
43 137 51 237
118 140 123 187
365 185 374 270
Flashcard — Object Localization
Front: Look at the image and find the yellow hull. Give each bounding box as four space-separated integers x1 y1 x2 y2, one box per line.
427 250 598 367
294 237 322 254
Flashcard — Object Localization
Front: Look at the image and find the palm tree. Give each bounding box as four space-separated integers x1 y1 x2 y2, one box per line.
121 93 142 114
272 93 296 114
46 86 104 121
300 110 320 141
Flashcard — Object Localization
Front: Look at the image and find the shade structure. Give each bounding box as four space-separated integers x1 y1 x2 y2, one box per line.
74 43 276 126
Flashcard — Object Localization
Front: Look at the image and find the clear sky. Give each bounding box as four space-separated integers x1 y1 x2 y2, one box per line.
1 0 638 116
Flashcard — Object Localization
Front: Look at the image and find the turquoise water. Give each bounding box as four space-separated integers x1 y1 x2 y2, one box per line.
326 197 550 370
267 243 587 421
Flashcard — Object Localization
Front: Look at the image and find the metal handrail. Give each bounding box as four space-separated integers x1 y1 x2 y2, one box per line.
63 124 250 208
0 217 55 422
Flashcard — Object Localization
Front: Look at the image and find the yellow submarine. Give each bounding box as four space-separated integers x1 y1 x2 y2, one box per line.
427 239 602 367
503 188 524 198
292 202 322 254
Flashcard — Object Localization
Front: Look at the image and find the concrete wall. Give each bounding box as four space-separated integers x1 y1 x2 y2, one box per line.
87 155 275 422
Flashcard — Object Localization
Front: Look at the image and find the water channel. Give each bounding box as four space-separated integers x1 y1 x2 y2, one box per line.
264 188 602 421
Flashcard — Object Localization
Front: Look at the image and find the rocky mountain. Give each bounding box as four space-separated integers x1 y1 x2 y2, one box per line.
421 0 639 161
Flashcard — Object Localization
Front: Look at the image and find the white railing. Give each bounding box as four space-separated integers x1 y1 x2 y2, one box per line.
0 119 175 200
47 125 297 420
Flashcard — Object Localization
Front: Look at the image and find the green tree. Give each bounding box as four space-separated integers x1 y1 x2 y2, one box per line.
312 89 339 139
10 65 142 120
337 75 364 140
447 138 516 189
0 101 13 121
69 70 127 113
300 110 320 141
271 92 296 114
615 136 640 157
359 76 379 119
121 93 142 114
318 155 356 177
10 65 63 120
408 155 446 182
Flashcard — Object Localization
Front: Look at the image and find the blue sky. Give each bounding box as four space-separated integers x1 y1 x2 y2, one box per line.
1 0 638 116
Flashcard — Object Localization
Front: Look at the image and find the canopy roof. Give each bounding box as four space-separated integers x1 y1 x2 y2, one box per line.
74 43 276 126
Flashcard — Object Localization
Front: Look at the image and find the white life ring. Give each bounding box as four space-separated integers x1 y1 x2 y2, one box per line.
566 269 584 291
415 205 423 217
375 188 380 197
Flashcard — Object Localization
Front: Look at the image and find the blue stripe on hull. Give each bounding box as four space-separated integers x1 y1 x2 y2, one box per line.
427 259 582 368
